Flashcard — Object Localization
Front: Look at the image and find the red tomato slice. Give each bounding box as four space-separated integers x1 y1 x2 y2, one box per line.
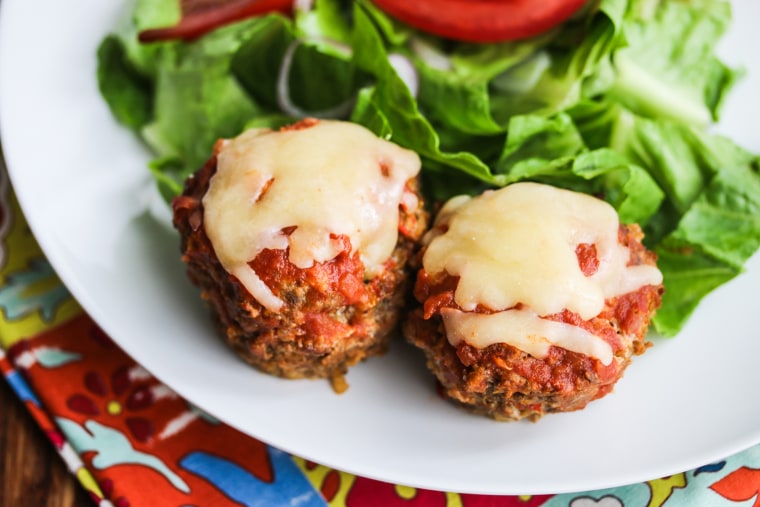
371 0 588 42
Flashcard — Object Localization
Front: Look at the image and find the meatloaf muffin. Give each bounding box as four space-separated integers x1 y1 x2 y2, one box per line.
172 118 428 391
403 182 664 420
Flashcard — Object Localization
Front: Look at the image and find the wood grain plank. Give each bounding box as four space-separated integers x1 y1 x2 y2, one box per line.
0 379 93 507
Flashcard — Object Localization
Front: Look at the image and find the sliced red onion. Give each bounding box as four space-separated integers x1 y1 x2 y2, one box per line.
293 0 315 13
491 51 551 94
276 39 356 118
410 36 452 71
388 53 419 98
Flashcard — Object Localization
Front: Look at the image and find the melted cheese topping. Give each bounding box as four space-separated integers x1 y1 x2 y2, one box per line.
423 182 662 363
203 121 421 312
441 308 614 365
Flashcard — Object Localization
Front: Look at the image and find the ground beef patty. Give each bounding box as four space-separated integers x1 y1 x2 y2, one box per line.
172 119 428 391
403 185 664 421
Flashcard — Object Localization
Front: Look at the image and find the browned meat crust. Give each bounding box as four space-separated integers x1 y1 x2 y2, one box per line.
403 223 663 420
172 122 428 390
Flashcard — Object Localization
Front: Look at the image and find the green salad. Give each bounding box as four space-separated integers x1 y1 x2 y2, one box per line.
97 0 760 337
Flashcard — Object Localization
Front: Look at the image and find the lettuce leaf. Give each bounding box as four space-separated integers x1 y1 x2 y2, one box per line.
607 0 739 126
654 155 760 335
97 35 154 130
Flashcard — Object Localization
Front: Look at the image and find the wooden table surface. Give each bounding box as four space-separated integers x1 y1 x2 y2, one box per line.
1 366 92 506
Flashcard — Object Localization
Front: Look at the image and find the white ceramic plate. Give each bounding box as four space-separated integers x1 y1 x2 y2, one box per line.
1 0 759 495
